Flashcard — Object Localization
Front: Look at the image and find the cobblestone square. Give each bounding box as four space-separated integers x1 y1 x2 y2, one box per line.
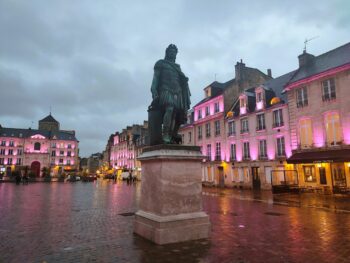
1 181 350 263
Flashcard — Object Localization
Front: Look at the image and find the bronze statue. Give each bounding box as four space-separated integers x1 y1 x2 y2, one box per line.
148 44 191 145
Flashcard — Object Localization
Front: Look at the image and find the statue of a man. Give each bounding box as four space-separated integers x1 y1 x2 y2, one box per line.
149 44 191 144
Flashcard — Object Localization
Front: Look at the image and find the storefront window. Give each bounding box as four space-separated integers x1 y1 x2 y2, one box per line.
303 165 316 182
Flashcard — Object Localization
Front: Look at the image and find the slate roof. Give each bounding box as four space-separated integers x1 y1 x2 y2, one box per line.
228 70 295 117
194 79 234 107
39 114 59 123
0 127 78 141
287 42 350 84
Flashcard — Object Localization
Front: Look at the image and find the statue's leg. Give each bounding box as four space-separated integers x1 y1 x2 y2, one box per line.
163 106 174 144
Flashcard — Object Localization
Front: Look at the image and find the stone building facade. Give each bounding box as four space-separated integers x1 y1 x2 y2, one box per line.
286 42 350 193
0 114 79 177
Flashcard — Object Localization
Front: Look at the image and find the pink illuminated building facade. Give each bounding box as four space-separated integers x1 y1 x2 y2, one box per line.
285 42 350 193
180 61 272 187
0 114 79 177
109 122 148 178
224 72 294 190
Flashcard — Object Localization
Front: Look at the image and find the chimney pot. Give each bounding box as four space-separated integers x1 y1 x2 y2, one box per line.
267 69 272 77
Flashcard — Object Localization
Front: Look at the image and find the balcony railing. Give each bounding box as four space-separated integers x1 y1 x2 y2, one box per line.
296 100 308 108
256 125 266 131
228 131 236 136
240 129 249 134
215 155 221 161
322 93 336 101
272 122 284 128
259 154 268 160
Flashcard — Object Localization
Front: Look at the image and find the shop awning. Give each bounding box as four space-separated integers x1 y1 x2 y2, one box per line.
287 149 350 164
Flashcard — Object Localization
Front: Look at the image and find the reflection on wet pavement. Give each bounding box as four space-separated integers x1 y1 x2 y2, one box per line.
0 181 349 262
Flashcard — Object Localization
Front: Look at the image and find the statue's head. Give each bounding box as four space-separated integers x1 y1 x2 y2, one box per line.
165 44 178 62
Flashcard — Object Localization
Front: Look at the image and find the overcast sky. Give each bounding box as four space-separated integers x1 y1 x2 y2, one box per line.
0 0 349 157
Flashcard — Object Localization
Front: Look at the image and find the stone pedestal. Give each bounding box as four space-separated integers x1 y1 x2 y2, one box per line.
134 145 210 245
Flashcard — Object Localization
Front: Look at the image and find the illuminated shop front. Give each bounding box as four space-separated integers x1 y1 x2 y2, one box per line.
287 149 350 193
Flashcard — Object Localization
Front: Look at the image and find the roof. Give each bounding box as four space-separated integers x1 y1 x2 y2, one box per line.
194 79 234 107
0 127 78 141
39 114 59 123
288 42 350 84
264 70 296 101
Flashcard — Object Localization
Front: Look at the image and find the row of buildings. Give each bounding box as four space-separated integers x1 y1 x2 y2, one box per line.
179 42 350 193
103 42 350 194
104 121 149 179
0 114 80 177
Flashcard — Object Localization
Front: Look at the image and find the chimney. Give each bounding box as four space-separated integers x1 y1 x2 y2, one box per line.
298 51 315 68
235 59 246 81
267 69 272 77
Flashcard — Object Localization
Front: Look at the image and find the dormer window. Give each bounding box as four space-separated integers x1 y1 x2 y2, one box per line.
256 88 265 110
240 96 247 115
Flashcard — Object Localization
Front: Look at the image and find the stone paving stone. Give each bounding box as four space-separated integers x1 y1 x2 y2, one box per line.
0 181 350 262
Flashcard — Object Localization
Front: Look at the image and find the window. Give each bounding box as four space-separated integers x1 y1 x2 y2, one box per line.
322 78 336 101
188 132 192 143
256 114 266 130
51 158 56 165
243 142 250 160
230 144 236 161
205 123 211 137
17 149 22 155
60 151 64 156
8 149 13 155
215 142 221 161
240 118 249 133
276 137 286 157
256 92 263 102
240 98 246 108
299 119 313 148
259 140 267 159
228 121 236 136
325 112 342 146
16 158 22 165
67 151 71 157
0 149 5 155
214 120 220 136
206 144 212 161
9 141 14 147
303 166 316 182
34 142 41 151
7 158 12 165
52 142 56 148
198 109 202 119
198 126 202 140
1 141 6 146
205 106 210 116
296 87 308 108
67 159 71 165
52 151 56 157
68 144 72 149
273 109 284 127
59 158 64 164
214 102 220 113
0 158 4 165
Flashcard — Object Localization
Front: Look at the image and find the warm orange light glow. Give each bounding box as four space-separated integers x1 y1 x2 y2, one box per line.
226 111 233 118
270 97 281 105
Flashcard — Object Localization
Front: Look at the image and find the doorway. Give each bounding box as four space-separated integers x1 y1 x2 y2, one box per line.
252 167 261 190
331 163 346 192
31 161 41 177
218 166 224 188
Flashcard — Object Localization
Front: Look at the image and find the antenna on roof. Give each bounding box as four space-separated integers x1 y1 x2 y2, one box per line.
49 106 52 115
304 36 319 52
214 73 217 81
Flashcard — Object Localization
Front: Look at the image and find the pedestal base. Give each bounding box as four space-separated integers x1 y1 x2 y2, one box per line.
134 145 210 245
134 210 210 245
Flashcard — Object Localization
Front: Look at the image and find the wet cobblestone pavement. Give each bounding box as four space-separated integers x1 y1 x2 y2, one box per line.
1 181 350 263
